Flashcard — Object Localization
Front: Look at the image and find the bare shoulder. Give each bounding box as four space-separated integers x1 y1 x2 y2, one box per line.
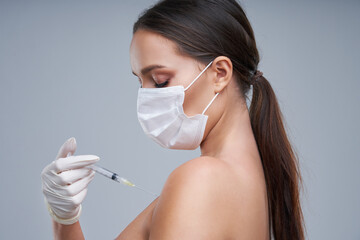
117 156 269 240
161 156 232 202
148 156 237 240
167 155 230 185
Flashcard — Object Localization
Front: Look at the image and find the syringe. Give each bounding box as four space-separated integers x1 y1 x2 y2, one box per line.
88 164 158 197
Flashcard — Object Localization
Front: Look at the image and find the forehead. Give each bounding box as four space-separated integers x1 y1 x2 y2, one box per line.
129 30 181 74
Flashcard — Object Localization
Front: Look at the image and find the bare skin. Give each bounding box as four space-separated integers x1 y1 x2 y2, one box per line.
51 29 270 239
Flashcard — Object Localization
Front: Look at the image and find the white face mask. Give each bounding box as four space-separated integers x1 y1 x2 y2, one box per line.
137 60 219 150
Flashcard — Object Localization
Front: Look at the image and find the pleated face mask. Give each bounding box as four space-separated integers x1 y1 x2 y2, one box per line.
136 60 219 150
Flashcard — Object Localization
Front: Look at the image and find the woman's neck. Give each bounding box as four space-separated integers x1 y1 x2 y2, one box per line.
200 99 260 165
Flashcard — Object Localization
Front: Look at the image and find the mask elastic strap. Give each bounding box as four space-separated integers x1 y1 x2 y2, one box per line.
202 92 219 115
184 60 214 91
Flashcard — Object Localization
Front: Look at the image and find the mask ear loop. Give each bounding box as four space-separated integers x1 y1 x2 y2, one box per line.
202 92 219 115
184 60 214 91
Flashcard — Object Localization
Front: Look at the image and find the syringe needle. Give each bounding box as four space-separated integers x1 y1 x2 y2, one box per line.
117 177 158 197
133 185 159 197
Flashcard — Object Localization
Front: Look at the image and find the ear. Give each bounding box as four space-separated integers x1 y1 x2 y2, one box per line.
210 56 233 93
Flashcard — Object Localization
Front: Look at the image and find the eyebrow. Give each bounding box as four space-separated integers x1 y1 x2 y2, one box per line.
132 64 167 76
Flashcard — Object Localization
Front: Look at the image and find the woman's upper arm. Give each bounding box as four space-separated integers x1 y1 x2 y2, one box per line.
149 157 229 240
116 196 159 240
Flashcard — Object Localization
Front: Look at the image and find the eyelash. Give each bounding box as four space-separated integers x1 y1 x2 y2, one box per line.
154 80 169 88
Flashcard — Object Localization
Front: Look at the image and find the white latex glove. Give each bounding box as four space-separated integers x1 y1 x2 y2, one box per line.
41 137 99 225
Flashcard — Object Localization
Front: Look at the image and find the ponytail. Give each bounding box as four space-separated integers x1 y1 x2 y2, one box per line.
249 76 305 240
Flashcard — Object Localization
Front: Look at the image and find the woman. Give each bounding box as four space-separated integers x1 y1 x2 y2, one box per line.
41 0 305 239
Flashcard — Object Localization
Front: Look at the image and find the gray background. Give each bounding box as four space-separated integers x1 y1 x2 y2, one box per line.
0 0 359 239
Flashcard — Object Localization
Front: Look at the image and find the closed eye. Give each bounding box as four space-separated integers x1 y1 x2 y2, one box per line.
154 80 169 88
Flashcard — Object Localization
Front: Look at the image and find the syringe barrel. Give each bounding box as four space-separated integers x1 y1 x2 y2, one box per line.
88 164 118 180
89 164 157 196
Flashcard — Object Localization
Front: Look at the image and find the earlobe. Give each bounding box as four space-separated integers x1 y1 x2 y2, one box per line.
212 56 233 93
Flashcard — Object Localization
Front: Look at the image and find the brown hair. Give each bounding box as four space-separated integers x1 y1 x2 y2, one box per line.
133 0 305 239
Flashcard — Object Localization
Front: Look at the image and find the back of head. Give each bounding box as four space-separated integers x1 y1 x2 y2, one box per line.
134 1 306 239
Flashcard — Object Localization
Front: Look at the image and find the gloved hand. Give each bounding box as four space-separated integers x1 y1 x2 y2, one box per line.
41 137 99 225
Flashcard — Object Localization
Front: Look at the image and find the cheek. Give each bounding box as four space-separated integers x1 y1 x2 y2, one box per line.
182 79 214 116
